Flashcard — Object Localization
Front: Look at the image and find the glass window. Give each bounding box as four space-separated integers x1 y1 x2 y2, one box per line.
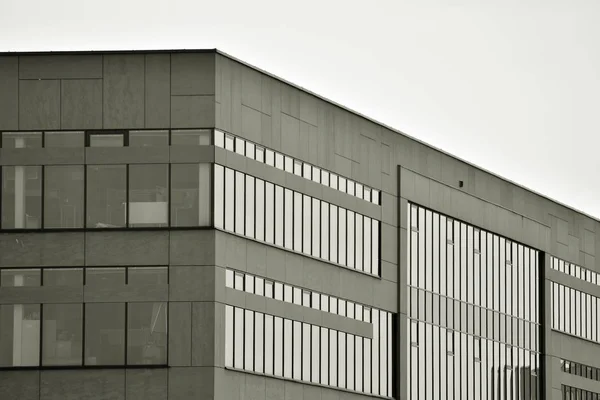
89 132 124 147
128 267 168 285
330 173 338 190
284 285 292 302
312 198 320 258
246 176 256 239
348 211 355 269
129 164 169 227
348 180 355 196
294 160 302 176
245 142 255 160
265 314 274 374
234 272 244 290
311 325 319 383
303 290 311 307
293 287 302 305
302 323 310 381
321 170 329 186
43 268 83 286
244 310 254 370
284 189 292 249
225 269 234 288
42 304 83 366
129 130 169 146
339 177 347 193
274 282 283 300
321 202 329 260
45 131 84 147
0 304 40 366
235 137 245 156
256 146 265 162
86 165 126 228
312 166 320 183
275 153 284 170
330 204 338 263
321 327 329 384
85 303 125 365
1 166 42 229
265 182 274 244
284 319 292 378
255 312 264 373
372 189 380 205
86 267 125 287
2 131 42 148
224 168 234 231
44 165 84 228
303 195 311 255
303 163 312 180
339 208 346 265
214 130 225 148
265 149 275 166
224 133 234 151
265 280 273 298
364 187 371 202
245 275 254 294
256 178 265 241
312 292 320 310
355 183 363 199
234 307 243 368
274 317 283 375
275 185 284 246
1 269 40 287
214 165 224 229
225 305 233 367
293 320 301 380
171 164 211 227
356 214 363 271
284 156 293 173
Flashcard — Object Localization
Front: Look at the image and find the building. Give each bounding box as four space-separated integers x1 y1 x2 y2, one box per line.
0 49 596 399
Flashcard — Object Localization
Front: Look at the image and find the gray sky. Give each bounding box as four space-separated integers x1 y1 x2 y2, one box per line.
2 0 599 217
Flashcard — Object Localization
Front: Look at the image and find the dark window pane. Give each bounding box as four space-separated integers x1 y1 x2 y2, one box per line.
44 131 84 147
44 165 84 228
129 164 169 227
1 166 42 229
85 303 125 365
0 269 40 287
129 130 168 147
86 165 126 228
171 164 211 227
2 132 42 148
42 304 83 366
89 134 123 147
43 268 83 286
171 129 211 145
128 267 168 285
127 302 167 365
86 268 125 287
0 304 40 366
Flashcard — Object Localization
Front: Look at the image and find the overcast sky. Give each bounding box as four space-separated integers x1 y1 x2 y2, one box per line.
2 0 599 217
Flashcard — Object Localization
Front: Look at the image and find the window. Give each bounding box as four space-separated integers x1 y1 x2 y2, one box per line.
2 131 42 148
42 304 83 366
1 166 42 229
44 165 84 228
129 164 169 227
128 267 168 285
171 129 211 145
88 131 125 147
43 268 83 286
86 267 126 287
1 269 40 287
45 131 84 147
127 302 167 365
170 164 211 227
0 304 40 366
84 303 125 365
129 130 168 146
86 165 126 228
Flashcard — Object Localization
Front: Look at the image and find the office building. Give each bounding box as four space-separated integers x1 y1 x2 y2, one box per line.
0 49 596 399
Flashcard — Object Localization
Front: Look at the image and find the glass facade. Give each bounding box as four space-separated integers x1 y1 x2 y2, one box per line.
561 359 600 382
214 130 381 205
224 269 393 397
562 385 600 399
550 281 600 342
551 256 600 286
407 203 541 399
214 165 380 275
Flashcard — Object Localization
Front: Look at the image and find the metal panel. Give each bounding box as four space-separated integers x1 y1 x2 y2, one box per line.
145 54 170 128
19 80 60 130
19 55 102 79
103 55 144 129
170 95 215 128
60 79 102 129
85 231 168 266
171 53 215 95
0 56 18 130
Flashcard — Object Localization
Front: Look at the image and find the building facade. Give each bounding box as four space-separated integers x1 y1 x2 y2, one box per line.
0 49 595 399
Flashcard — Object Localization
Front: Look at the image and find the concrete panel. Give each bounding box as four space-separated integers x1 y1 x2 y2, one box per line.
85 231 168 266
299 91 318 126
85 146 169 164
103 54 145 129
169 302 192 366
170 230 215 266
281 113 300 157
284 380 304 400
0 147 85 165
0 370 39 400
126 369 167 400
19 55 102 79
192 302 216 366
171 53 215 95
19 79 60 130
0 232 84 267
168 367 214 400
171 95 215 128
40 369 124 400
241 104 262 142
242 66 262 111
281 85 300 119
0 56 18 130
266 378 285 400
145 54 171 128
170 266 215 301
61 79 102 129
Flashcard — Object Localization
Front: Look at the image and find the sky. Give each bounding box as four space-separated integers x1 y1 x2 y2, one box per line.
2 0 599 217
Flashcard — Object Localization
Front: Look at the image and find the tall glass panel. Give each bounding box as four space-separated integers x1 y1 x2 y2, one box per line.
312 198 320 258
44 166 84 228
330 204 338 263
1 166 42 229
234 171 245 235
129 130 169 146
85 303 125 365
356 214 363 271
127 302 167 365
339 208 346 266
255 179 265 241
42 304 83 366
0 304 40 366
275 186 283 246
284 189 293 249
225 305 233 367
225 168 235 231
321 202 329 260
234 307 243 369
86 165 126 228
303 195 311 255
265 314 274 374
2 132 42 148
255 312 264 373
171 129 211 145
246 176 256 239
293 192 302 252
171 164 211 227
214 165 224 229
128 164 169 227
45 131 84 147
274 316 283 376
